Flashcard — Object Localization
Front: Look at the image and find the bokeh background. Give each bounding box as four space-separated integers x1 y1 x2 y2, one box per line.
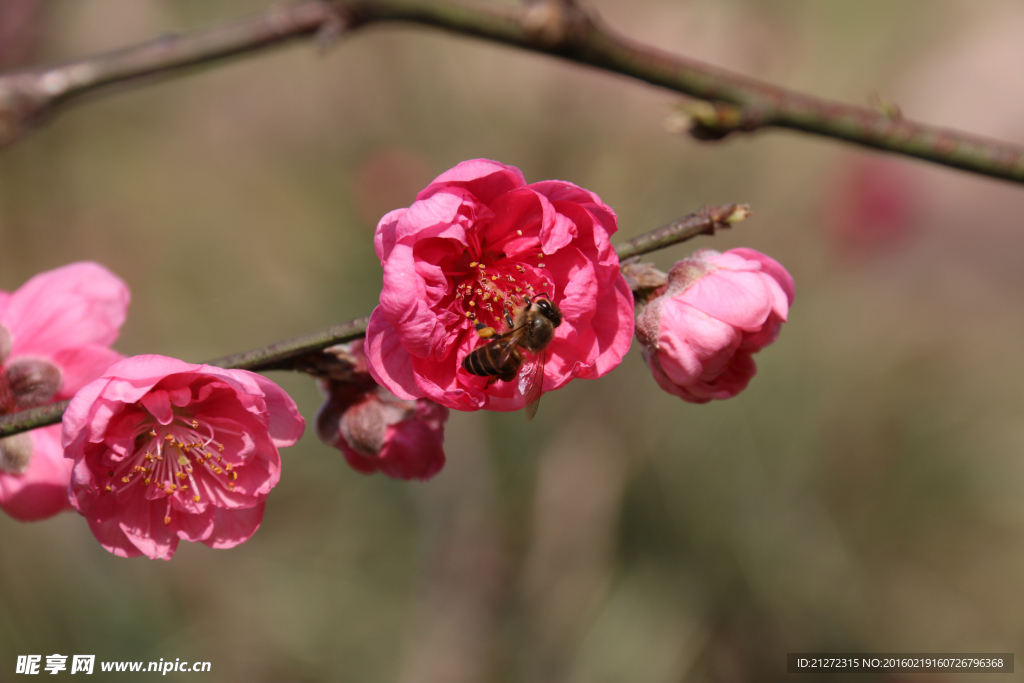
2 0 1024 680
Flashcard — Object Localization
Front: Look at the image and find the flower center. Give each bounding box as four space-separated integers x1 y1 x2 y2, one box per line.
449 247 554 330
104 414 238 525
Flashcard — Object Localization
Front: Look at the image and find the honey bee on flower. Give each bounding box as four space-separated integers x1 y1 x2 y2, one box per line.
364 159 634 415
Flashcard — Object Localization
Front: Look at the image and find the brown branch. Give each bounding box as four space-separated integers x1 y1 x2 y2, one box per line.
0 0 1022 182
615 203 748 260
0 202 742 438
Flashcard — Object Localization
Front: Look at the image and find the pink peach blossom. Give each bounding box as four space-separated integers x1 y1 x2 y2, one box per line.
316 340 448 480
635 248 794 403
62 355 304 560
365 159 634 412
0 262 129 521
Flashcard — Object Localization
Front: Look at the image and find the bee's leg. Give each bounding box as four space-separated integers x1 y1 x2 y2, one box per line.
504 308 514 329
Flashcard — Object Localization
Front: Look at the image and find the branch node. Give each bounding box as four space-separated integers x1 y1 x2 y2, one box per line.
666 101 763 141
521 0 592 48
315 2 352 50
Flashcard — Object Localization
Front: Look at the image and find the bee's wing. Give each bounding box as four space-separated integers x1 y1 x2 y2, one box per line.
520 348 547 422
495 325 529 368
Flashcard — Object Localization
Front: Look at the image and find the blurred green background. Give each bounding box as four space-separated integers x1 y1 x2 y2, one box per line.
2 0 1023 680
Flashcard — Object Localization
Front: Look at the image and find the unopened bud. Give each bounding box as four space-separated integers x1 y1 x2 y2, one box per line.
635 248 794 403
5 357 62 409
315 339 449 480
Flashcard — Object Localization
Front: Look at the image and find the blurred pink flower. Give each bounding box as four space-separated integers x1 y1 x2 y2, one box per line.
365 159 634 412
635 248 794 403
0 262 129 521
62 355 304 560
823 156 918 258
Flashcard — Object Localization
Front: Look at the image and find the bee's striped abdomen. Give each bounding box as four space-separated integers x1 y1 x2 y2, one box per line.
463 343 521 382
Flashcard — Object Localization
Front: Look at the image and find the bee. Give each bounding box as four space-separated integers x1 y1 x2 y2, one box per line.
462 294 563 421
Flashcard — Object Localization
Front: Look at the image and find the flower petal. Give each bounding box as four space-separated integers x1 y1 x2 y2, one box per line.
364 309 423 401
203 503 264 549
51 345 124 399
3 262 129 358
680 269 773 331
417 158 526 204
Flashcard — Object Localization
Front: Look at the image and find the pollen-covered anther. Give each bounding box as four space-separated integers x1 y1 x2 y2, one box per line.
193 495 200 502
149 430 157 437
516 265 526 273
517 230 523 235
163 515 171 525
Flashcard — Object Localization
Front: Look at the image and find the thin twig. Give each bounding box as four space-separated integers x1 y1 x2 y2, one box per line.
615 203 748 260
205 315 370 370
0 203 741 438
0 0 1023 182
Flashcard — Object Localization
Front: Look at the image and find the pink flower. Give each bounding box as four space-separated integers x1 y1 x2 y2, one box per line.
315 341 448 480
0 262 130 521
635 248 794 403
62 355 305 560
365 159 634 412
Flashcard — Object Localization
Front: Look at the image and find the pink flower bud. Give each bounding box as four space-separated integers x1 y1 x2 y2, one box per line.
635 248 794 403
316 341 449 481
